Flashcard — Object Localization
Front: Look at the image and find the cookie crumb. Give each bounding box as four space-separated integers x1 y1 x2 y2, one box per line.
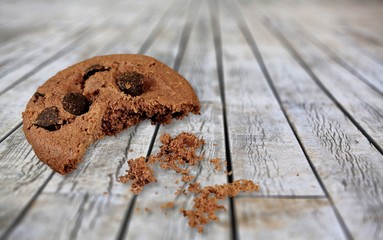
210 158 222 171
121 132 204 189
118 132 260 233
182 174 195 182
175 187 187 196
149 132 204 183
118 157 157 194
161 202 175 209
182 180 260 232
188 182 201 193
151 132 204 171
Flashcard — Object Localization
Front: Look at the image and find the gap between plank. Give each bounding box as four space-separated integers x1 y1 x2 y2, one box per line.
0 28 92 97
0 0 139 97
0 25 96 142
137 0 181 55
224 1 354 240
290 19 383 97
116 1 200 239
116 124 160 240
0 172 55 240
0 121 22 144
208 1 238 240
262 17 383 156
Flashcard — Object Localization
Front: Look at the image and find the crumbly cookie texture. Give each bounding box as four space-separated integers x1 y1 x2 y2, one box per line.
22 54 200 175
181 180 260 232
118 132 260 233
118 157 157 194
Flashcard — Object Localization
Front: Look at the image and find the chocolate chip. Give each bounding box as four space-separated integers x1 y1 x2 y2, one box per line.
83 64 109 80
34 107 61 131
62 92 90 115
116 72 144 96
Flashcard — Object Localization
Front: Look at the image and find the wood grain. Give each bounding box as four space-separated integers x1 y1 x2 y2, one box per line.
235 198 345 239
0 0 382 239
266 18 383 151
262 7 383 95
0 1 153 95
238 4 383 238
219 2 322 196
296 23 383 95
125 3 230 238
0 127 54 237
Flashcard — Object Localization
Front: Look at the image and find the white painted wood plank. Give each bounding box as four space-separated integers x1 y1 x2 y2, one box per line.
239 4 383 239
239 2 383 150
6 124 153 240
309 29 383 93
0 1 152 94
294 23 383 94
245 0 383 71
0 128 54 237
341 27 383 64
16 193 129 240
268 18 383 150
1 1 382 239
177 4 221 104
138 3 188 66
0 1 171 238
125 3 230 238
236 198 345 240
251 1 383 36
289 10 383 65
220 3 322 196
0 0 111 59
262 4 383 94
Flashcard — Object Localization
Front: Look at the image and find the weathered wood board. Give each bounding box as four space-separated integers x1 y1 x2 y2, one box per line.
0 0 382 239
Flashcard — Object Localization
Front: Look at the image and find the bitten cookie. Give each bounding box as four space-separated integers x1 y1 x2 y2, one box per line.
22 54 200 175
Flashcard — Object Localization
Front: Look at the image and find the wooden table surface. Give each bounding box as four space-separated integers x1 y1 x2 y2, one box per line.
1 0 382 239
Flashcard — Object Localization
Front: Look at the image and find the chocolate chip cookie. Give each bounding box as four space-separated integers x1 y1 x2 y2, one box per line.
22 54 200 175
